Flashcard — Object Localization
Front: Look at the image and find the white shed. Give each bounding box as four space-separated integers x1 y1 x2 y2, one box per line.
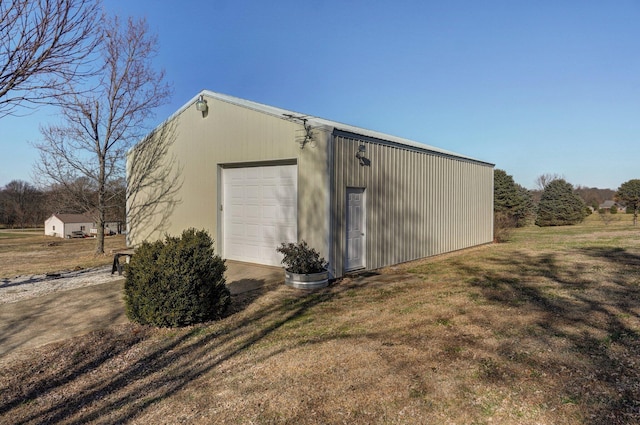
44 214 94 238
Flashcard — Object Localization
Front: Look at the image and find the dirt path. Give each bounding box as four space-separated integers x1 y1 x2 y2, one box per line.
0 279 127 365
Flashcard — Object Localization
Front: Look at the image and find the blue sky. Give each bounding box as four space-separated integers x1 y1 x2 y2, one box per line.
1 0 638 190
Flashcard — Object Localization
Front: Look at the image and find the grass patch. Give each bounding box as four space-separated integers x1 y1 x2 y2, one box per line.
0 229 43 240
0 231 126 277
1 214 640 424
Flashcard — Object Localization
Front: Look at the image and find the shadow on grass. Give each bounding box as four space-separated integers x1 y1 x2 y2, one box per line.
455 247 640 424
0 279 126 361
2 247 639 424
0 275 371 425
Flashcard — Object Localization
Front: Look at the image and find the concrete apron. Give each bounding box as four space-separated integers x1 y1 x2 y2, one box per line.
225 260 284 295
0 261 284 364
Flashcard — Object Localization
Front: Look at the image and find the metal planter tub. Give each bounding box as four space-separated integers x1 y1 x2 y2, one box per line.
284 269 329 290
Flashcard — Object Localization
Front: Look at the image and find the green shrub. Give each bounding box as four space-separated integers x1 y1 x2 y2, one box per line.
494 212 516 243
276 240 326 274
124 228 230 327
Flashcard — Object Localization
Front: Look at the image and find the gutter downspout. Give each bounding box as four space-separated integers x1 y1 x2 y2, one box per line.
328 127 337 279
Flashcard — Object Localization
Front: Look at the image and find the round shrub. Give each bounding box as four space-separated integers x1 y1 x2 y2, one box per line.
276 240 327 274
535 179 587 226
124 228 230 327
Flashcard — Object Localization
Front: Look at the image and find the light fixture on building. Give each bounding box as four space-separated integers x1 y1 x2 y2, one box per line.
355 144 368 165
195 95 208 114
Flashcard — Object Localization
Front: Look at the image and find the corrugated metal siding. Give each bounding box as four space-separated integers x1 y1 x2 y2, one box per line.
129 91 492 274
330 134 493 277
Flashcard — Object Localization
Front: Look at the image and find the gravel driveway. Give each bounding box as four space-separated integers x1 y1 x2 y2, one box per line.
1 266 123 304
0 261 283 365
0 277 126 365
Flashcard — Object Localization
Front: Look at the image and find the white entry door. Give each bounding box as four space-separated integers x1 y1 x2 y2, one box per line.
223 164 297 266
345 188 365 271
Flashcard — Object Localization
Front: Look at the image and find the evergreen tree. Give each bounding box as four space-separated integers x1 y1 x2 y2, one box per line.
494 169 520 213
513 183 535 227
493 169 533 241
616 179 640 225
494 169 533 227
535 179 587 226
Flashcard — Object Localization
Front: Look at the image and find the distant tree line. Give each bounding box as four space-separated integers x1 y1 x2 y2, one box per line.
494 170 639 241
0 180 45 228
573 186 616 211
0 179 125 229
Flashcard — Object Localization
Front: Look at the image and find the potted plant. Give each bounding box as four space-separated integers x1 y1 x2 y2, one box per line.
276 241 329 289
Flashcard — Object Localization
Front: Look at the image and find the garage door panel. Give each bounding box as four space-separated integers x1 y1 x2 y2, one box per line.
244 243 260 260
223 164 297 266
266 225 296 242
260 224 296 240
278 206 296 221
245 224 260 237
226 242 244 257
228 223 246 238
273 185 296 199
245 186 260 200
228 205 244 217
262 205 277 219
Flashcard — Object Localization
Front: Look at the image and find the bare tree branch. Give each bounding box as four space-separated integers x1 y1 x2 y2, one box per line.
126 119 182 243
0 0 101 117
534 173 563 191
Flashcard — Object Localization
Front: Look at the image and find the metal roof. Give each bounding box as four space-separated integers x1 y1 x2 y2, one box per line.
176 90 493 166
50 213 93 223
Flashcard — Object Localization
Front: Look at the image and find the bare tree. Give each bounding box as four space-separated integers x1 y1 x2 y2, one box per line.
535 173 563 191
34 16 172 254
41 176 99 215
106 176 127 233
0 0 100 117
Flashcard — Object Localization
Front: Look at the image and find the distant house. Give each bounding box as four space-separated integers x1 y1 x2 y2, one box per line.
45 214 94 238
89 221 122 236
45 214 123 238
599 200 626 213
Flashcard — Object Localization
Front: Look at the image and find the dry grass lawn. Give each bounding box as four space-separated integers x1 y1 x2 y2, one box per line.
0 229 127 277
1 216 639 424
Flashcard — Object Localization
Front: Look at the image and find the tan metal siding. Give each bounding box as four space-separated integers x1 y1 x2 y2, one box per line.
127 95 331 262
330 134 493 277
129 92 492 275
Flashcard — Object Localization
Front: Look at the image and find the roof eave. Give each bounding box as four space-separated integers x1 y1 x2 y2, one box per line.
137 90 494 167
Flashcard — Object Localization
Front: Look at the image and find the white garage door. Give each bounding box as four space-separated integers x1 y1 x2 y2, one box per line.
223 164 297 266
